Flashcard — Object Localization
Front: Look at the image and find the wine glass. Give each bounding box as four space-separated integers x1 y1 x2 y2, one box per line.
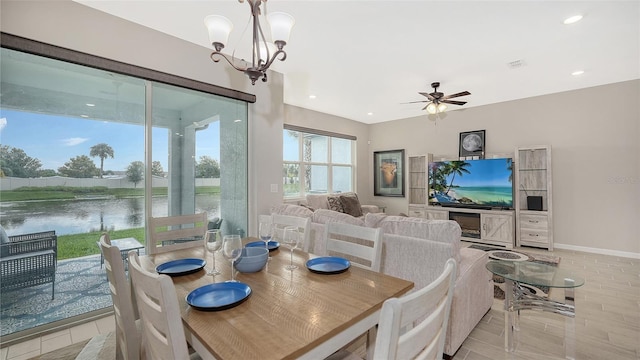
204 229 221 276
222 234 243 282
259 220 273 260
282 226 300 270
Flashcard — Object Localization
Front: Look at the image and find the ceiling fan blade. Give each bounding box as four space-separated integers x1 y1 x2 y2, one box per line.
441 100 467 106
401 100 429 104
418 92 436 101
441 91 471 100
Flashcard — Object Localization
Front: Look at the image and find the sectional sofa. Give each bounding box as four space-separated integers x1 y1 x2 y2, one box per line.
270 204 493 356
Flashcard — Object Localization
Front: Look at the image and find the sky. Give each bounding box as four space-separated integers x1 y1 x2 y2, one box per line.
0 109 220 172
432 158 513 187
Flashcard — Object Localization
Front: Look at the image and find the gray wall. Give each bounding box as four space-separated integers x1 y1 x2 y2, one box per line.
2 1 638 256
370 80 640 256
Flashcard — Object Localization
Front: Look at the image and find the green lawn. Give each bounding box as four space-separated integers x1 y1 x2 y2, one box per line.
58 227 145 260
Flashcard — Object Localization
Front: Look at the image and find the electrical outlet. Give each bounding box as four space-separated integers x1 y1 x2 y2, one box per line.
270 184 278 193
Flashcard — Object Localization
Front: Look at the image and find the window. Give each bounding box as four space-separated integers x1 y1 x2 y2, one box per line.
283 126 355 198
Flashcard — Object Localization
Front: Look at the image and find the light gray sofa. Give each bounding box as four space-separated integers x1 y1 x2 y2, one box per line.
270 204 493 357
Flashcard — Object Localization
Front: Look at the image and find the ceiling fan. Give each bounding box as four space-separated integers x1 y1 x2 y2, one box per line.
404 82 471 114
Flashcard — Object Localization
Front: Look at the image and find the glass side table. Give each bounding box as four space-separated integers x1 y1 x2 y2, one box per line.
486 260 585 359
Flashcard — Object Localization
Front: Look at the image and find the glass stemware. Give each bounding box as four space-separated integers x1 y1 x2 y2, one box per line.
204 229 222 276
282 226 300 270
259 220 273 260
222 234 243 282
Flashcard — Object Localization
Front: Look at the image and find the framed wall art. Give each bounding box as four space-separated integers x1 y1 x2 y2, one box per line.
374 149 405 197
459 130 485 159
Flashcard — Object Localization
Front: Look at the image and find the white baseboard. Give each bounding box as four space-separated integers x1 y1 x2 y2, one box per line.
554 243 640 260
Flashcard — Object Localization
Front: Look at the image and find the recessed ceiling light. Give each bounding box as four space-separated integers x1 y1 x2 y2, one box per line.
572 70 585 76
309 95 317 99
564 15 583 25
234 119 242 123
80 115 89 118
85 103 95 107
367 112 373 116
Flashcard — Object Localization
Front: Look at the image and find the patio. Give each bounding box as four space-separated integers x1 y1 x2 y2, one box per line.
0 252 128 336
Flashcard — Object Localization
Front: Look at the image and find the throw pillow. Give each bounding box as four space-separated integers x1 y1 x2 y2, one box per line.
327 195 344 213
340 194 363 217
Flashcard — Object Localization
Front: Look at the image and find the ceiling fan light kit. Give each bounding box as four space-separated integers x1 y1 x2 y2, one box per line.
205 0 295 85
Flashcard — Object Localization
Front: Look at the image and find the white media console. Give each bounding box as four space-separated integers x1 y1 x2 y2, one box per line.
408 205 515 248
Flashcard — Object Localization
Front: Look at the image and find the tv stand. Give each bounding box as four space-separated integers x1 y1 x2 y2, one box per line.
408 205 514 248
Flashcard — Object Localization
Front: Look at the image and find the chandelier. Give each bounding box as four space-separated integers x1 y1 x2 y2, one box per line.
204 0 295 85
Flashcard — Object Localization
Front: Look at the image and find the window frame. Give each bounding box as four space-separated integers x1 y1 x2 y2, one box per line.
283 125 356 199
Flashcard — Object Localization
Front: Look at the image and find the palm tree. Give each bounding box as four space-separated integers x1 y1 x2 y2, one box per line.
444 161 471 195
89 143 114 178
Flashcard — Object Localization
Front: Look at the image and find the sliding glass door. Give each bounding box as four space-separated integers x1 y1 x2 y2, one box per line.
0 46 248 339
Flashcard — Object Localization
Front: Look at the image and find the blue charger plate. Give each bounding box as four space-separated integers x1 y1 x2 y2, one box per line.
306 256 351 274
156 258 206 277
186 282 252 311
246 240 280 251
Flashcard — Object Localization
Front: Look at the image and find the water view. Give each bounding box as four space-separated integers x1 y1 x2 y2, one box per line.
0 195 220 236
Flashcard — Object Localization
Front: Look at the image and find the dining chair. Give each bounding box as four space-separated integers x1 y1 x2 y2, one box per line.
148 212 207 254
99 233 141 360
373 258 457 360
323 222 383 271
271 214 312 252
128 251 201 360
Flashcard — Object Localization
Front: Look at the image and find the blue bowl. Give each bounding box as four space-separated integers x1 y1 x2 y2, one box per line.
234 247 269 273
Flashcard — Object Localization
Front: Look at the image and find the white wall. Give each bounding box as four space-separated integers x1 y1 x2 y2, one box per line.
369 80 640 256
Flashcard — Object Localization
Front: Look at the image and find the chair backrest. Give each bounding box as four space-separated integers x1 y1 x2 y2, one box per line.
99 233 140 360
148 212 207 254
128 251 191 360
373 258 457 360
272 214 312 252
323 222 383 271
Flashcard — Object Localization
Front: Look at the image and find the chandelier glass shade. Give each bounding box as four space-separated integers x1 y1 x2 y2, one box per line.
205 0 294 85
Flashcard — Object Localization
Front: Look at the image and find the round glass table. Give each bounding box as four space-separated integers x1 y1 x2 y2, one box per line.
486 260 585 359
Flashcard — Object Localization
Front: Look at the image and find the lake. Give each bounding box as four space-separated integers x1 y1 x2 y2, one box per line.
0 195 220 236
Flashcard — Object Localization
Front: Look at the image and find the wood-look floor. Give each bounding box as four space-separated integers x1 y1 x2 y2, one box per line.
453 246 640 360
4 246 639 360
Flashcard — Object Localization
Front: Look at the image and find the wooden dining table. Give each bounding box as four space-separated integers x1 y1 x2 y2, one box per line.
138 238 414 360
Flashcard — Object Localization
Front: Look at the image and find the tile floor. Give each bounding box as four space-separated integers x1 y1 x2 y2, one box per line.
2 246 639 360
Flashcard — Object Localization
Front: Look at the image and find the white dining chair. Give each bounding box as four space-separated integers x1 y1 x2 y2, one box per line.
128 251 201 360
147 212 207 254
373 258 457 360
323 222 383 271
99 233 141 360
271 214 312 252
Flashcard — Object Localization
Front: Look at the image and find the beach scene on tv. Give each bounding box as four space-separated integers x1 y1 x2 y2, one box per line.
428 158 513 208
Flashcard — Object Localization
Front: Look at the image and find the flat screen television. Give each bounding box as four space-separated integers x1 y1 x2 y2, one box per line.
428 158 514 209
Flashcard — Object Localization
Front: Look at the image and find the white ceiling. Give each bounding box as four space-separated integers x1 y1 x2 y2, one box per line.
75 1 639 124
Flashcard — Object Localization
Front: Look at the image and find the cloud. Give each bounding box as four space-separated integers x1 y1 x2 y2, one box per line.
62 137 89 146
0 118 6 131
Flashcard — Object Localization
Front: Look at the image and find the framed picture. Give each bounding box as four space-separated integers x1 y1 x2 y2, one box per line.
459 130 485 158
374 149 405 197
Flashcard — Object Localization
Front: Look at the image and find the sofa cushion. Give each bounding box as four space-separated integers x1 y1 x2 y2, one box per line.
327 195 344 213
339 194 363 217
364 212 388 228
312 209 365 227
378 216 462 264
270 204 314 218
306 194 329 210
